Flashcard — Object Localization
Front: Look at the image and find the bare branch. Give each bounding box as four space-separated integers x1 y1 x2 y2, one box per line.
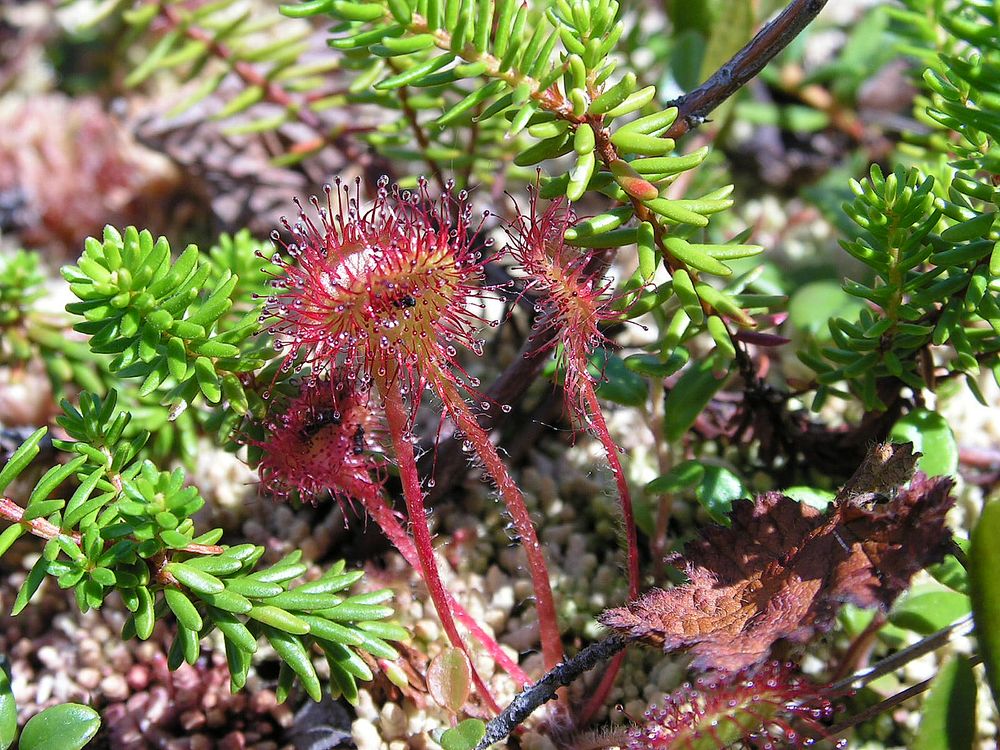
666 0 830 138
476 635 627 749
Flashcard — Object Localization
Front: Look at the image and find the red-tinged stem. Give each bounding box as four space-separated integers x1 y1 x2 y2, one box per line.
581 383 640 599
433 374 564 672
575 382 640 725
0 498 224 556
381 383 501 713
359 485 530 687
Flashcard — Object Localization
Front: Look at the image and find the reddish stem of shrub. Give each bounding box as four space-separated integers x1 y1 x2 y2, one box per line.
0 497 223 557
433 374 564 671
382 383 501 713
359 483 530 687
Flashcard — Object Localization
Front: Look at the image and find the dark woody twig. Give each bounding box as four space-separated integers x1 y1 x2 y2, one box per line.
476 635 628 749
665 0 831 138
827 615 974 697
823 616 978 740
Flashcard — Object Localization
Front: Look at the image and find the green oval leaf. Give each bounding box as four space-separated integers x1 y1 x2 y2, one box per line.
890 590 971 635
594 352 648 407
970 499 1000 714
441 718 487 750
663 359 728 442
19 703 101 750
783 486 836 510
913 654 976 750
695 464 745 523
890 408 958 477
929 537 970 594
788 281 865 339
646 460 705 495
0 662 15 750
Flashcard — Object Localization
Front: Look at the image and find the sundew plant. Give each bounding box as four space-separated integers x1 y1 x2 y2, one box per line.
0 0 998 748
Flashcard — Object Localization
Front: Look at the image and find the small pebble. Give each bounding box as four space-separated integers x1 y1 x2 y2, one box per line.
100 674 129 702
352 718 382 750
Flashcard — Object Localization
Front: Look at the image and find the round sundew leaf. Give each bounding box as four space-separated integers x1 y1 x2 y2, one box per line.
19 703 101 750
426 647 472 713
787 280 865 338
913 654 976 750
890 590 971 635
440 718 486 750
890 408 958 477
970 499 1000 714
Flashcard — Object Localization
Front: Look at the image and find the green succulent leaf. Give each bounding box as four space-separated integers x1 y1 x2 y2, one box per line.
0 662 15 750
971 499 1000 714
913 654 976 750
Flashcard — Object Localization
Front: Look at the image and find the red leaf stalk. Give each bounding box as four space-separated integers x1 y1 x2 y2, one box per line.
382 384 500 711
253 376 525 696
505 192 640 703
433 373 565 671
358 474 530 688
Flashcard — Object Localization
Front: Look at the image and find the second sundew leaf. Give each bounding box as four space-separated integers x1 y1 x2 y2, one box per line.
913 654 977 750
427 647 473 713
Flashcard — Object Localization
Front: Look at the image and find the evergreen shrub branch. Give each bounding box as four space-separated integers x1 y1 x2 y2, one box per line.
0 390 405 703
801 0 999 409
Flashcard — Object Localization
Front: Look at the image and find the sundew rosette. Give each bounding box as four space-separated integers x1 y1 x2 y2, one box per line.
263 176 491 397
256 374 383 506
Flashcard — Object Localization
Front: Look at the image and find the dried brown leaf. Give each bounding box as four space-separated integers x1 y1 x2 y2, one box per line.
600 465 953 673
